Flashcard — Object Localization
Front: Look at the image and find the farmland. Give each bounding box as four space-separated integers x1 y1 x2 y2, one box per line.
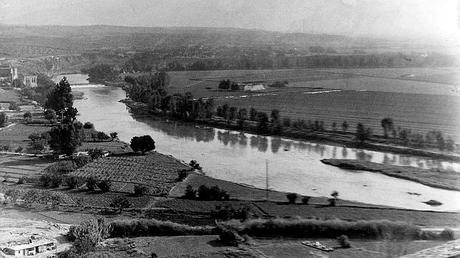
0 154 50 181
0 123 51 151
69 152 190 195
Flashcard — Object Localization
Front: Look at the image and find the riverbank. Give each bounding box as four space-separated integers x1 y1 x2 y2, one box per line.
121 98 460 162
321 159 460 192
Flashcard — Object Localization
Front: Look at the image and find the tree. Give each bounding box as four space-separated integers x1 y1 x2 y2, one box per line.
0 112 8 127
229 107 237 121
86 177 97 191
28 132 48 153
270 109 280 124
97 180 111 192
110 196 131 213
44 109 57 123
45 77 73 113
342 121 349 132
130 135 156 154
218 80 230 90
23 111 32 122
48 123 82 155
355 123 371 144
249 107 257 121
63 107 78 123
381 117 394 138
256 112 269 133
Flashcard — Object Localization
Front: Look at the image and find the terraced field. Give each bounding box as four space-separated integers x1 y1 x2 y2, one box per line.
69 152 190 195
0 154 51 181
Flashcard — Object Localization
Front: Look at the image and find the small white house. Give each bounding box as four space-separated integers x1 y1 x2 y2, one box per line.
243 84 265 91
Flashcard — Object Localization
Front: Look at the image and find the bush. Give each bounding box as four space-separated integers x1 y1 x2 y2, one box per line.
86 177 97 191
39 174 52 187
66 176 83 189
110 196 131 213
198 185 229 201
17 177 26 184
216 224 241 246
222 218 434 240
97 180 111 192
439 228 454 240
301 196 311 205
96 131 110 140
133 185 148 196
67 218 109 253
130 135 156 154
109 219 215 238
286 193 298 204
337 235 351 248
50 174 63 188
211 205 250 221
87 148 105 160
189 160 202 170
329 191 339 206
83 122 94 129
177 169 188 181
183 185 196 199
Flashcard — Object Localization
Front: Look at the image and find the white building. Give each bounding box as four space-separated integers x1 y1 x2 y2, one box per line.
23 75 38 88
243 84 265 91
1 239 57 257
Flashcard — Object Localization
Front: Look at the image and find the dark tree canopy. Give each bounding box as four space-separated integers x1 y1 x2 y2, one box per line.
130 135 156 154
45 77 73 112
48 123 82 155
0 112 8 127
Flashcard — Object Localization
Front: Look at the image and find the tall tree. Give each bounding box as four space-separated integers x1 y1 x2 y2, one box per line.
45 77 73 113
48 123 82 155
381 117 394 138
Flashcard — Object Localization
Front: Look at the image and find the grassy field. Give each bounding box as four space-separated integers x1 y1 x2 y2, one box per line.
0 123 51 151
0 88 20 102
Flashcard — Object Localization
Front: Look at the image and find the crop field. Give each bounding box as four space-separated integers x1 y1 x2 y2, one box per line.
0 154 51 181
0 123 51 150
0 88 20 102
79 141 133 154
69 152 190 195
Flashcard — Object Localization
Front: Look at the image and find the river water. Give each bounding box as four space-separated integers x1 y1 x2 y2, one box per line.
63 74 460 211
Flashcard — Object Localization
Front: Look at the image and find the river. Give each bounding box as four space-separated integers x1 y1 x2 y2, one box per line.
62 74 460 211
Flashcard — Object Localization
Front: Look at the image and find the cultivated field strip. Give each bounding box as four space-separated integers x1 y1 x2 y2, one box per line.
69 152 190 195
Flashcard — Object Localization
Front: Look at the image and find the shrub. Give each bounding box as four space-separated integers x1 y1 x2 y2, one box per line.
216 224 241 246
87 148 105 160
96 131 110 140
23 111 32 121
177 169 188 181
66 176 83 189
0 112 8 127
50 174 63 188
223 218 432 240
17 177 26 184
86 177 97 191
198 185 229 201
189 160 202 170
301 196 311 205
109 132 118 140
72 156 92 168
97 180 111 192
110 196 131 213
67 218 109 253
109 219 215 238
286 193 298 204
133 185 148 196
39 174 52 187
337 235 351 248
211 205 250 221
183 185 196 199
44 160 78 175
83 122 94 129
14 146 23 153
439 228 454 240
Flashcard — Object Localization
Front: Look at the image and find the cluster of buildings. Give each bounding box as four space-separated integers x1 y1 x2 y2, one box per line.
0 64 37 88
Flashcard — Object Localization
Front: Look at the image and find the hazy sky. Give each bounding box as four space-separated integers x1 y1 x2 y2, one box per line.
0 0 458 38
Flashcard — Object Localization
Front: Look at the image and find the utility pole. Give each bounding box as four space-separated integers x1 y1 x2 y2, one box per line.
265 159 269 201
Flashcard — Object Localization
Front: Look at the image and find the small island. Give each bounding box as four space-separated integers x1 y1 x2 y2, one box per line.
321 159 460 191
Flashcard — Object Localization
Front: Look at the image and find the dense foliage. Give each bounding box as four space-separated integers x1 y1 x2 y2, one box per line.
130 135 156 154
